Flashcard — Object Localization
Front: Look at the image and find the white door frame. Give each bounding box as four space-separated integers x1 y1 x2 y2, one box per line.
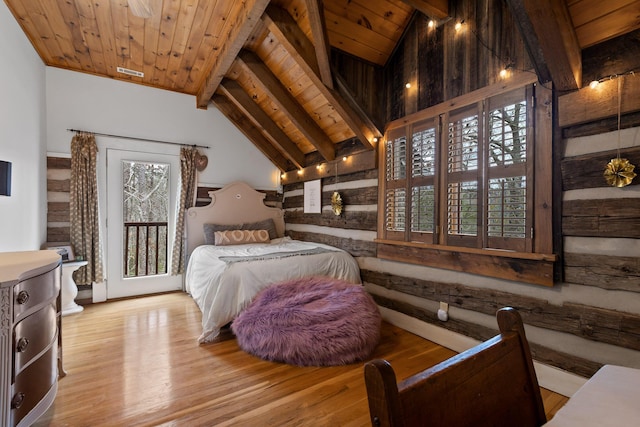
97 139 182 300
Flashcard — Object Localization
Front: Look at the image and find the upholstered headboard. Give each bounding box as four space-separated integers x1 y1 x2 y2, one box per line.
184 181 285 258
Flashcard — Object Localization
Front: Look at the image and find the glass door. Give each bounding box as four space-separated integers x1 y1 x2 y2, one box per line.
106 149 182 299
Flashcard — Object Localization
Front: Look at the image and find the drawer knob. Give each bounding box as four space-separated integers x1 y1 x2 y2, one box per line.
16 337 29 352
11 392 25 409
16 290 30 305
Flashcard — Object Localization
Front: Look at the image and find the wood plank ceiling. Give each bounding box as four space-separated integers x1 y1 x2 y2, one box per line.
4 0 640 172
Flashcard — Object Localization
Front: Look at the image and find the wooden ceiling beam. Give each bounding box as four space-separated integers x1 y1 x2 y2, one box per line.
303 0 333 89
506 0 582 91
263 5 381 150
219 78 306 169
196 0 270 109
212 94 294 172
236 49 336 162
401 0 449 20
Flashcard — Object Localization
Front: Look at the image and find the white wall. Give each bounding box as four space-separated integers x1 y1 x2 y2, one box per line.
46 67 279 190
0 2 47 252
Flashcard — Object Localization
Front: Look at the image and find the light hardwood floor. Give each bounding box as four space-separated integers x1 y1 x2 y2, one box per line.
34 292 567 426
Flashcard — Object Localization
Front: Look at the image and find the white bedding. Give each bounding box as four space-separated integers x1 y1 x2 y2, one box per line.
185 237 361 343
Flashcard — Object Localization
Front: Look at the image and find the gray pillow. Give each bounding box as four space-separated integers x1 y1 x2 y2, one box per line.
245 218 278 240
203 223 242 245
203 218 277 245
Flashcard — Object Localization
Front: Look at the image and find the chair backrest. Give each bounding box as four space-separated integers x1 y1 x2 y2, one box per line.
364 307 546 427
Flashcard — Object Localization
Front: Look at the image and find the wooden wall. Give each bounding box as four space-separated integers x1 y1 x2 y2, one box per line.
285 0 640 389
383 0 532 121
46 156 92 304
46 157 71 243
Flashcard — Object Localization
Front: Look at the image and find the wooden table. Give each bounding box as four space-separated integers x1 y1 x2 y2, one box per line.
544 365 640 426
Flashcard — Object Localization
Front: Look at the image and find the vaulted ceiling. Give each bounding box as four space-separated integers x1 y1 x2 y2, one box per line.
4 0 640 172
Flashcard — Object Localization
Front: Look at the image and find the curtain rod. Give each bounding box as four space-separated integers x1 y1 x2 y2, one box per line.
66 128 210 149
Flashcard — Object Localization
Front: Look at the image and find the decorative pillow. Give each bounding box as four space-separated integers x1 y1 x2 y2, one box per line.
204 223 241 245
245 218 278 240
203 218 278 245
214 229 270 246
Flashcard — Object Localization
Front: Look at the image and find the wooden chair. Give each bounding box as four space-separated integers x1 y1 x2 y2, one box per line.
364 307 546 427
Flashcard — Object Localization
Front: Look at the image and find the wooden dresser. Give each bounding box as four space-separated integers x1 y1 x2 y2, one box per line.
0 251 62 427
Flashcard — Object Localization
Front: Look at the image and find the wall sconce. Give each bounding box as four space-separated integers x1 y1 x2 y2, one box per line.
0 161 11 196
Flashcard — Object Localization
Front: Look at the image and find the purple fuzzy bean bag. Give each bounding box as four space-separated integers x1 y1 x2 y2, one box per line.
231 276 381 367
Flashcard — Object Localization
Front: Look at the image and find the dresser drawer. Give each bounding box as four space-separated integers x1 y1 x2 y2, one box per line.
14 302 57 376
13 266 60 321
11 344 58 427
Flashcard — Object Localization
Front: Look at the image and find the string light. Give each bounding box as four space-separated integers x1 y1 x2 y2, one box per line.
454 20 464 31
588 70 637 90
428 20 435 29
297 169 303 175
405 82 411 89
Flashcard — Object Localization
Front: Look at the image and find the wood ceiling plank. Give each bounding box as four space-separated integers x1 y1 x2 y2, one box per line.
237 49 336 161
219 78 306 169
183 0 235 94
212 94 294 172
12 0 70 68
164 0 200 91
140 0 164 87
263 5 380 147
303 0 334 88
93 0 119 76
173 0 217 92
263 5 321 77
573 1 640 48
73 0 108 76
506 0 582 91
230 62 314 153
37 0 85 69
567 0 637 28
152 0 182 88
127 14 147 80
324 0 412 39
196 0 270 109
51 0 93 72
324 9 395 65
110 0 134 74
401 0 449 19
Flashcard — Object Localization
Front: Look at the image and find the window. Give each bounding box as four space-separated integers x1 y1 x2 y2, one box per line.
378 79 556 285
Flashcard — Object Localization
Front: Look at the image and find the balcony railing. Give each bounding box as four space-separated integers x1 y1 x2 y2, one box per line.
124 221 168 277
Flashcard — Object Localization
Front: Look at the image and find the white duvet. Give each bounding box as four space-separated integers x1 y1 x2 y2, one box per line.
185 237 361 343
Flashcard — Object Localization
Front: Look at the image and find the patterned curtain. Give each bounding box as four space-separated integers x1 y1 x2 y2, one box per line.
170 146 199 275
70 132 104 285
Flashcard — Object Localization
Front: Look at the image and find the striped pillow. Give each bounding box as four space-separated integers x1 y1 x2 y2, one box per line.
214 229 270 246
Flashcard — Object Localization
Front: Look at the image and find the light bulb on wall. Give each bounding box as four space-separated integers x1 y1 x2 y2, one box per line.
405 82 411 89
428 20 435 29
589 80 600 89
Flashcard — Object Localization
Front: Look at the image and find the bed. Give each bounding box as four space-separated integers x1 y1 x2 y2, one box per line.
184 181 361 343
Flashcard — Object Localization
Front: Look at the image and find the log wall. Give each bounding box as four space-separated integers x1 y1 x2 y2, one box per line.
285 0 640 387
46 156 92 304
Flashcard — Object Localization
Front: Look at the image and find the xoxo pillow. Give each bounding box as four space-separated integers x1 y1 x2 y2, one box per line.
214 229 270 246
